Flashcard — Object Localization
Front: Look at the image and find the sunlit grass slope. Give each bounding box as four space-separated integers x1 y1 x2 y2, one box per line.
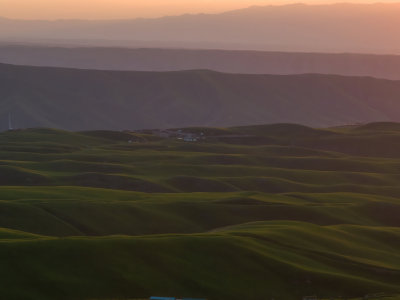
0 123 399 299
0 222 399 300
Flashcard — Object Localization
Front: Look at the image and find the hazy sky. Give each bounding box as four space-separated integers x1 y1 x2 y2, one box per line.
1 0 400 20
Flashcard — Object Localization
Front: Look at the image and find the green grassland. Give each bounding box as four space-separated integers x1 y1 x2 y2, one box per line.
0 123 399 300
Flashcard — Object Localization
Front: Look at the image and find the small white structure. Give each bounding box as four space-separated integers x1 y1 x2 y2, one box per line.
8 113 13 131
183 133 198 142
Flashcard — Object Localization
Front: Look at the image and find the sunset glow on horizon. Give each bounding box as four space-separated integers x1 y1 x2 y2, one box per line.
1 0 400 20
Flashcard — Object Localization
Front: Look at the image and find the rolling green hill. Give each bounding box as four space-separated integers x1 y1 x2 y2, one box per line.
0 123 399 300
3 63 400 131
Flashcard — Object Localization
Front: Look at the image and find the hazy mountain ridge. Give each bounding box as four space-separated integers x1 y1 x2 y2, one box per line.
2 63 400 131
1 3 400 53
2 46 400 80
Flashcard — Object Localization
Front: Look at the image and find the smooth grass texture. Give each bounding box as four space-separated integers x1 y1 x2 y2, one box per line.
1 223 399 300
0 123 399 299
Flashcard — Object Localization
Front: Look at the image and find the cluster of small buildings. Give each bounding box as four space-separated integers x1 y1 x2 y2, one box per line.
176 132 201 142
135 129 204 142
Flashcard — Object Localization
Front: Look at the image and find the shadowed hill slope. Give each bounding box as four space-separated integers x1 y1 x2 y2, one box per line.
0 125 399 236
3 46 400 80
2 63 400 130
0 125 399 299
1 222 399 300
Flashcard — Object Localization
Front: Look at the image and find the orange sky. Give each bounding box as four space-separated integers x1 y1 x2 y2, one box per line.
1 0 400 20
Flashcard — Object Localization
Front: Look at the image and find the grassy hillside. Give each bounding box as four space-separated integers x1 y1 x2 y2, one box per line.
1 223 399 300
3 63 400 131
0 123 399 299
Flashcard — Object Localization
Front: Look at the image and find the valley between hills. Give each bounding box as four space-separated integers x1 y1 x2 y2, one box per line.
0 123 399 300
2 2 400 300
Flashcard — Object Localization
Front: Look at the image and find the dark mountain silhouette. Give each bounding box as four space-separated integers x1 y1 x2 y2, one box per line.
1 3 400 54
2 63 400 131
2 46 400 80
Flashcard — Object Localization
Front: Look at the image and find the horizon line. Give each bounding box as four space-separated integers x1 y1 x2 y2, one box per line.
1 2 400 22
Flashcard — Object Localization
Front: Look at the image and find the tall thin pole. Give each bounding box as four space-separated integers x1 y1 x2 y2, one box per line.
8 113 12 130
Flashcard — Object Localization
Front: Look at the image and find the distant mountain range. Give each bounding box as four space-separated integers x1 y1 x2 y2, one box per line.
2 63 400 131
1 3 400 54
2 46 400 80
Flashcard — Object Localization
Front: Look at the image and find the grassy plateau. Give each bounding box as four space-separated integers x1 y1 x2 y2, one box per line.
0 122 399 300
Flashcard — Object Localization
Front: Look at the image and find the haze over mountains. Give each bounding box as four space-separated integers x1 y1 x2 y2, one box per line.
2 46 400 80
1 3 400 54
2 2 400 299
2 2 400 130
3 62 400 131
